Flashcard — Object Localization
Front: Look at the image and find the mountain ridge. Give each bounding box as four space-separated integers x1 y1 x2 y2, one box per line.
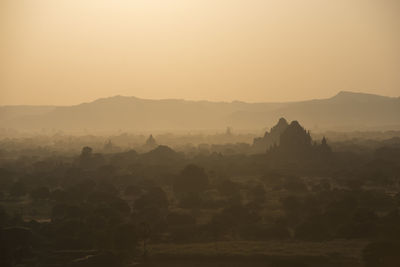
1 91 397 108
1 91 399 132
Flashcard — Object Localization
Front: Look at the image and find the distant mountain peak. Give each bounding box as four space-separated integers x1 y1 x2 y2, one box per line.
88 95 140 105
335 90 354 96
331 91 392 102
335 91 367 97
95 95 138 101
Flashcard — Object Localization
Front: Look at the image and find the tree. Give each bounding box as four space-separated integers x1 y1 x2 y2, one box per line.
10 182 26 198
113 223 138 252
79 146 95 169
173 164 209 196
0 205 8 227
247 183 266 201
80 146 93 159
30 186 50 201
133 187 169 241
217 179 239 198
363 241 400 267
133 186 168 211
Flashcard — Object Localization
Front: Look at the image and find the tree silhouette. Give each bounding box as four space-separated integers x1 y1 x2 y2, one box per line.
173 164 209 196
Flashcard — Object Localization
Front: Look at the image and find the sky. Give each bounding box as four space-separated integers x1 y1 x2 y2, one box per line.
0 0 399 105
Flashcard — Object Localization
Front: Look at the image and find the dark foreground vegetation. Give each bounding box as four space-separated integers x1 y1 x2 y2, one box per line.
1 119 400 266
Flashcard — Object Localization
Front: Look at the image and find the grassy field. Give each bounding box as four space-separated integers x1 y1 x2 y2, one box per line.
141 240 369 267
0 197 53 222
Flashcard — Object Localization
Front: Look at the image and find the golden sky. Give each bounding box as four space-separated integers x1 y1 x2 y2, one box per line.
1 0 399 105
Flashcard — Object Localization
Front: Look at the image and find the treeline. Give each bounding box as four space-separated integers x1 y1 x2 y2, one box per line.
0 125 400 266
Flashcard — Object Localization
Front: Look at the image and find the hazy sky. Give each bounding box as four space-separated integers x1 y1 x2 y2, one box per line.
1 0 399 105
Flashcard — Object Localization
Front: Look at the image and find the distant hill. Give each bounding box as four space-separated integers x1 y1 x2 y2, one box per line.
1 91 399 133
228 91 400 131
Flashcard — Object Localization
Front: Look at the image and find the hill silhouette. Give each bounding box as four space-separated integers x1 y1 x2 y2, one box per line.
1 91 399 132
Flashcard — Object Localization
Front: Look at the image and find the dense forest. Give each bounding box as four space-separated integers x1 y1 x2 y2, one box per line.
1 119 400 266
